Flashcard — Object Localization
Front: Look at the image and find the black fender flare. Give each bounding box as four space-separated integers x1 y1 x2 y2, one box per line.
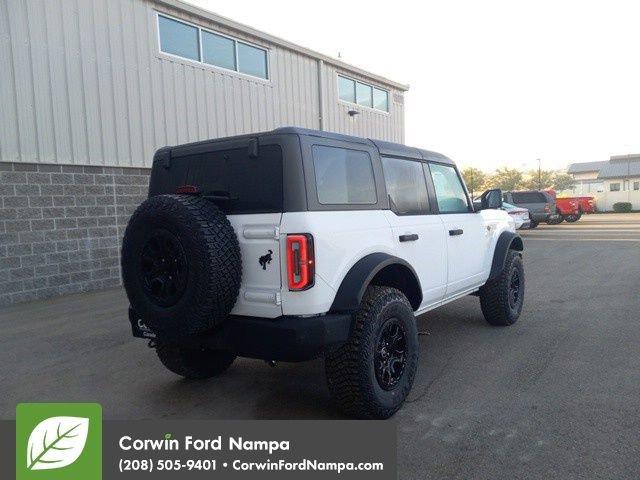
330 253 422 312
488 231 524 281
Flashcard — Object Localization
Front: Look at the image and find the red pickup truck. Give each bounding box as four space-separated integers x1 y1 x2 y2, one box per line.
571 196 597 214
545 190 596 223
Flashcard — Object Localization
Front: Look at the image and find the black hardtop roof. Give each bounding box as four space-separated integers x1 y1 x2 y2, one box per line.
274 127 454 164
161 127 454 165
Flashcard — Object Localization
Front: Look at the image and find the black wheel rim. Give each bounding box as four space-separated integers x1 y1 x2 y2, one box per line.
374 318 407 391
139 230 188 307
509 269 521 310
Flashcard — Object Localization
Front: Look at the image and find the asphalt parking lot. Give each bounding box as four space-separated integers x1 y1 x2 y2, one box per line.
2 213 639 479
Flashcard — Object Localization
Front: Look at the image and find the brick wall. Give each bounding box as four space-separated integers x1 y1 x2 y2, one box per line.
0 162 150 306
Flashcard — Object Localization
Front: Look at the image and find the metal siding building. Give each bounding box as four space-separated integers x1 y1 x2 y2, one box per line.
0 0 408 305
0 0 407 168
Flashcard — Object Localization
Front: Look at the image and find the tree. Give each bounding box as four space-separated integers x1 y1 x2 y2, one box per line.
485 168 523 191
461 167 487 200
552 173 576 192
521 169 555 190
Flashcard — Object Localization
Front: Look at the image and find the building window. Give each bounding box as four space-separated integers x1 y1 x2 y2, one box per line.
610 183 621 192
158 15 200 61
237 42 268 78
338 76 355 103
373 87 388 111
202 31 236 70
312 145 377 205
157 13 268 80
634 181 640 191
356 82 373 108
337 75 389 112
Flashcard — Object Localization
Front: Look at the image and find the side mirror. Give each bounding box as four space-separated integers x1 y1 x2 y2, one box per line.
479 189 503 210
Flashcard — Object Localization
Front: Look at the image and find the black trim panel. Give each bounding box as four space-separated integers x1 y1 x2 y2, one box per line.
330 253 422 311
487 231 524 281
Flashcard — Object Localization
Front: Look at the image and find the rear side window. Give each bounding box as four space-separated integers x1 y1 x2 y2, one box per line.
511 192 546 203
381 157 429 215
312 146 377 205
428 163 470 213
150 145 283 214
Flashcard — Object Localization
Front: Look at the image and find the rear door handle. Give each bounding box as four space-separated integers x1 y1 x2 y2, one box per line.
399 234 419 242
449 229 464 236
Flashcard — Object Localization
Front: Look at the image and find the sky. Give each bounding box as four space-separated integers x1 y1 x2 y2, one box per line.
186 0 640 172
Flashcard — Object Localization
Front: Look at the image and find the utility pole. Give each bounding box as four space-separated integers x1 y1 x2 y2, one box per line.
537 158 542 190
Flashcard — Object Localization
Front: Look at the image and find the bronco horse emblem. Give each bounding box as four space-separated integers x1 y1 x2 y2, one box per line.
259 250 273 270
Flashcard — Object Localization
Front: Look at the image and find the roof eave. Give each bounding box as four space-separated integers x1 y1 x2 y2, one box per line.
154 0 410 91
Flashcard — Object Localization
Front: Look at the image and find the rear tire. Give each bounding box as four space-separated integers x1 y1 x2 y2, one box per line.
547 216 564 225
325 286 418 419
565 213 581 223
156 343 236 379
479 250 525 326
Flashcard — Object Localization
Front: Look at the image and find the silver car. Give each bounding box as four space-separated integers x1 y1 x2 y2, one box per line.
502 202 531 229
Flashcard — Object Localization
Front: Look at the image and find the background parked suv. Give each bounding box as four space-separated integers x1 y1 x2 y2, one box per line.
503 190 557 228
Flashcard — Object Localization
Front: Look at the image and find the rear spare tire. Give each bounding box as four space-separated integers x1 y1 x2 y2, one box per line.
121 194 241 337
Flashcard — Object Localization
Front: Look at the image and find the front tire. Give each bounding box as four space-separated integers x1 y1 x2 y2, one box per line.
325 286 419 419
529 220 539 229
156 343 236 379
565 213 581 223
479 250 525 326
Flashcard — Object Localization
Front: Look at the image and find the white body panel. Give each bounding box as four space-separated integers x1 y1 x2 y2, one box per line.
228 213 283 318
278 211 394 316
382 211 447 308
271 208 514 317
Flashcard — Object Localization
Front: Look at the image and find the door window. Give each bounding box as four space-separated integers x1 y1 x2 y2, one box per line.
381 157 430 215
428 164 470 213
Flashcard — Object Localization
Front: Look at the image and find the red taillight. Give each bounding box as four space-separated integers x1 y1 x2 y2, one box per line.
176 185 198 194
544 203 550 213
286 234 314 291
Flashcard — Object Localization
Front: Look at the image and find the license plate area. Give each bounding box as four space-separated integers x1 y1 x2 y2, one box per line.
129 307 156 339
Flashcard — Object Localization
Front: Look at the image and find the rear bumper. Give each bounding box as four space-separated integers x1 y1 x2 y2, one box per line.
129 307 352 362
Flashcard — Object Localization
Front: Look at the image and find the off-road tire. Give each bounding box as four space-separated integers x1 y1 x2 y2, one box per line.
529 220 539 229
479 250 525 326
156 343 236 379
565 213 581 223
325 286 419 419
121 194 241 337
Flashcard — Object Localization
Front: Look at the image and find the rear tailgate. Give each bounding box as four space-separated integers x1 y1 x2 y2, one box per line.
148 138 286 318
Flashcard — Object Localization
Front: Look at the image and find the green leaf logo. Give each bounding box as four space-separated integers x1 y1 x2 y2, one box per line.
26 416 89 471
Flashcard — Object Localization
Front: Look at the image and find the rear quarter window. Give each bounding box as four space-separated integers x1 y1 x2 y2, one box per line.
312 145 377 205
511 192 546 203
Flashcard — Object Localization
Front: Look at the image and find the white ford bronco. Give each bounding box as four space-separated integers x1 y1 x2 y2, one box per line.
122 127 525 419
